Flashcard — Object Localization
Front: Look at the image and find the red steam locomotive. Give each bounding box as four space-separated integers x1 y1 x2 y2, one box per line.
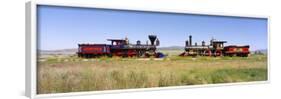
77 35 165 58
179 35 250 57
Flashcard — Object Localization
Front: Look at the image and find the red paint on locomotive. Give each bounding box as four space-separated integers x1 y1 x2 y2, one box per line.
180 35 250 57
77 35 163 58
77 44 110 57
224 45 250 57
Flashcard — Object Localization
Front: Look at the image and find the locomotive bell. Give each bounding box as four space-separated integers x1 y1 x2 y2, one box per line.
148 35 157 45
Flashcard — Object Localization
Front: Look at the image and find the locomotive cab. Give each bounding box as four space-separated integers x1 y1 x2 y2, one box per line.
211 40 226 50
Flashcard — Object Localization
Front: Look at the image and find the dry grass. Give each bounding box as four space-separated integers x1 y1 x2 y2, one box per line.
37 54 267 94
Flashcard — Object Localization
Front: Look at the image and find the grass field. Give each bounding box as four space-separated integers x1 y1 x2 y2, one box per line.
37 51 267 94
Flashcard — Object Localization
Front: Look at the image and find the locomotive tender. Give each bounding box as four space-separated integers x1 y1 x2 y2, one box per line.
77 35 164 58
179 35 250 57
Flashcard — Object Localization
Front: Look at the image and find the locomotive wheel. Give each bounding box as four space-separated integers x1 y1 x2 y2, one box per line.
203 50 212 56
144 53 150 58
214 50 222 57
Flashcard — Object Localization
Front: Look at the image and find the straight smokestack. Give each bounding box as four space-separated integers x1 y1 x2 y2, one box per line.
189 35 192 46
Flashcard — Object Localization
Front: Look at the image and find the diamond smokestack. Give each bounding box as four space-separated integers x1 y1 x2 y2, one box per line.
148 35 157 45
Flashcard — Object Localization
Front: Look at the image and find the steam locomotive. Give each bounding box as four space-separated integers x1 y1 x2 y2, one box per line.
179 35 250 57
77 35 165 58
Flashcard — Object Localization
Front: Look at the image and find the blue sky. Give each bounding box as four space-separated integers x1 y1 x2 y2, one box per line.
37 5 268 51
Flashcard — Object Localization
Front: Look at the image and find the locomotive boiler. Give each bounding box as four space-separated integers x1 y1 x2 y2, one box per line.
179 35 250 57
77 35 164 58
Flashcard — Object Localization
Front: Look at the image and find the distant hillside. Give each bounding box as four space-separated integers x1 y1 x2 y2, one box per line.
251 49 268 55
158 46 184 50
39 49 77 55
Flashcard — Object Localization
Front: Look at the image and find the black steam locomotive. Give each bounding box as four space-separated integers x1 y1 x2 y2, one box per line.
77 35 165 58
